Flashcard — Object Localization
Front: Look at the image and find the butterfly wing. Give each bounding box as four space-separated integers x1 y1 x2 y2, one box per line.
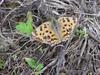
33 22 59 45
58 17 77 41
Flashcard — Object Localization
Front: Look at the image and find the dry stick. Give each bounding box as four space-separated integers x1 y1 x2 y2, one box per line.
78 36 87 66
1 6 21 30
1 5 23 40
11 39 43 57
87 30 100 44
0 0 4 5
55 45 66 75
68 39 84 60
34 46 50 71
49 64 57 74
14 36 24 45
8 21 15 39
75 12 100 16
94 18 100 30
0 31 7 40
64 40 84 72
4 39 31 68
67 38 82 51
37 46 50 63
4 39 31 67
87 18 100 36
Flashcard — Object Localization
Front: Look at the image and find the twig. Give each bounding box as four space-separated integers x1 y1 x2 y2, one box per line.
0 0 4 5
78 36 87 65
87 30 100 44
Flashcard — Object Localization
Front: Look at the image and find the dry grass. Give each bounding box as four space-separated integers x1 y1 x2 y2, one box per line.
0 0 100 75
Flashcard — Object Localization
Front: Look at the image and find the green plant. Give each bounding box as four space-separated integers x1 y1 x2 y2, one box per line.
0 58 5 69
24 57 44 74
16 11 35 36
75 27 87 38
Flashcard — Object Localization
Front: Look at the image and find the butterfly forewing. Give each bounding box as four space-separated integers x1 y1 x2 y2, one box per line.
35 22 59 45
58 17 77 41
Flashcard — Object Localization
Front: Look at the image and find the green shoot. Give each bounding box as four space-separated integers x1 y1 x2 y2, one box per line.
16 11 35 36
75 27 87 38
24 57 44 73
0 58 5 69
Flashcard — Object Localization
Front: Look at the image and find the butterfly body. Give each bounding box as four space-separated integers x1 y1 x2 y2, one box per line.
32 17 77 46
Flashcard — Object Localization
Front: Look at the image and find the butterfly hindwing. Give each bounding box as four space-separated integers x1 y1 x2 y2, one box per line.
58 17 77 41
35 22 59 45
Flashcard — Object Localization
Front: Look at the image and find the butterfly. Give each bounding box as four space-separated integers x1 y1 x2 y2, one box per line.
32 17 77 46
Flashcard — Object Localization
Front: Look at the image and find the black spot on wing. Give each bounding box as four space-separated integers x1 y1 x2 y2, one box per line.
66 18 70 22
64 24 67 26
62 30 66 32
47 35 50 39
62 18 66 22
66 29 69 32
51 34 55 37
73 18 76 23
35 32 38 35
45 30 49 33
66 28 72 32
63 27 65 29
39 33 42 35
43 36 46 39
49 31 52 34
71 23 73 25
43 33 44 35
63 33 69 37
44 24 47 28
68 28 72 31
51 38 58 41
40 26 42 31
47 24 49 25
68 25 71 26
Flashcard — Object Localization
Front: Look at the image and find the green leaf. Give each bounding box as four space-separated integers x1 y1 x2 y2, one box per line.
16 11 35 36
74 27 86 38
16 22 27 33
35 72 40 75
26 11 33 25
24 57 44 72
36 63 44 71
24 57 37 69
26 11 35 32
0 58 5 69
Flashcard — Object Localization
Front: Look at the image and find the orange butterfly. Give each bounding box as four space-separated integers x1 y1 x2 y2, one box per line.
32 17 77 46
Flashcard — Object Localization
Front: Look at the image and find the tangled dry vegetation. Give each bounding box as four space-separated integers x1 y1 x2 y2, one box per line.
0 0 100 75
